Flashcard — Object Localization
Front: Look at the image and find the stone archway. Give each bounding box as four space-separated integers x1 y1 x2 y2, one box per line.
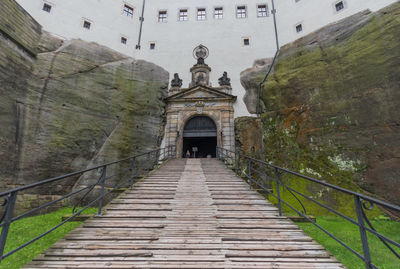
182 116 217 158
164 51 236 158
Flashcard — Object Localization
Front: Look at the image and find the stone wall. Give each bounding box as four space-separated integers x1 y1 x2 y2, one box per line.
253 3 400 208
0 1 169 214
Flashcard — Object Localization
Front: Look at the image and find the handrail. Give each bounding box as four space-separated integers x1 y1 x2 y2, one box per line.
216 146 400 269
0 149 160 198
0 145 176 262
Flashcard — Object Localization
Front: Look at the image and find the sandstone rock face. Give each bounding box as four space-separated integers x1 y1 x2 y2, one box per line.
22 40 168 192
235 117 264 157
0 1 169 213
260 3 400 206
240 59 272 114
0 0 42 193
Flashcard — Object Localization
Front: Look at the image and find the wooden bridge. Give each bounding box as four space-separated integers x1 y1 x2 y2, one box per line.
25 158 345 268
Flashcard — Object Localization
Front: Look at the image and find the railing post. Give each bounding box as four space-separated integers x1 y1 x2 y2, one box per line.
146 152 150 174
274 168 283 216
0 192 17 261
130 157 136 190
235 149 239 176
97 165 107 216
248 159 252 190
354 196 372 269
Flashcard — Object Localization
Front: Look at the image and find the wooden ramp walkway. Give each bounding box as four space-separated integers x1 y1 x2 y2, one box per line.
25 159 345 268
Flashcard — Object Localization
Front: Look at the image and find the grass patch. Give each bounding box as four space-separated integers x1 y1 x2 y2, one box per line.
297 216 400 269
0 207 97 269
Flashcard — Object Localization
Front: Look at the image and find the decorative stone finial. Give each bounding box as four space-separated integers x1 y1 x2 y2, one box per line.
171 73 182 88
190 45 211 87
193 44 209 62
218 71 231 86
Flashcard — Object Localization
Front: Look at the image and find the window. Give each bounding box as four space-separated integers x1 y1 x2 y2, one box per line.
83 20 91 29
197 8 206 21
214 7 223 19
121 37 127 45
42 3 52 13
335 1 344 12
150 43 155 50
236 6 246 19
296 24 303 33
158 11 167 22
179 9 188 21
123 4 134 18
243 38 250 46
257 5 268 17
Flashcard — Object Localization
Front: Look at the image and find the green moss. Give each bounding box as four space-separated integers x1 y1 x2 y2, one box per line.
256 3 400 215
259 115 381 217
110 66 165 159
262 5 400 110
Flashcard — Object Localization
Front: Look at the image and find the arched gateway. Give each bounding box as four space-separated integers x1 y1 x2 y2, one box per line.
164 45 237 158
183 116 217 158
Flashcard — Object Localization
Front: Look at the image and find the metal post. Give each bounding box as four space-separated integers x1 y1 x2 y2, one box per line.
274 168 282 216
97 166 107 216
0 192 17 261
130 157 136 189
354 196 372 269
248 159 252 190
156 149 160 164
235 149 239 175
146 152 150 174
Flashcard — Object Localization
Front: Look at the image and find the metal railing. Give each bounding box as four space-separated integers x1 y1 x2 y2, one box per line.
217 147 400 269
0 146 176 262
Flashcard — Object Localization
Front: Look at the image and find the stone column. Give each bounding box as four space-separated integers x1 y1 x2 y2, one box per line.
166 111 178 150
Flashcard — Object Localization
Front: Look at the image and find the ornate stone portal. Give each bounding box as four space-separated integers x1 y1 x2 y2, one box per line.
165 45 236 158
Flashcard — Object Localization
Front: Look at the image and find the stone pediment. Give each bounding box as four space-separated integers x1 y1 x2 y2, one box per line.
166 85 236 102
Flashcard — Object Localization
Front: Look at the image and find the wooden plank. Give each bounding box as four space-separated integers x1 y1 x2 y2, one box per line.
24 159 345 269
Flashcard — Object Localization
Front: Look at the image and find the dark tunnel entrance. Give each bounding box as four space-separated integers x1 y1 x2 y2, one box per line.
182 116 217 158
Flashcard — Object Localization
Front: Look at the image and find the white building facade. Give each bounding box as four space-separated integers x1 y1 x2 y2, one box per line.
16 0 398 117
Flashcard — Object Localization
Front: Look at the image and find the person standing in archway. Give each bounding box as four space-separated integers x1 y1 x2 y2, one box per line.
186 150 191 158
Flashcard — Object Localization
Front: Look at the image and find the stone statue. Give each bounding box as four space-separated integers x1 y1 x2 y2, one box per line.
195 72 205 85
171 73 182 88
218 71 231 86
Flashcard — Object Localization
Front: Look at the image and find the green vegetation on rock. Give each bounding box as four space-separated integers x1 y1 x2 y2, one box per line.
258 3 400 210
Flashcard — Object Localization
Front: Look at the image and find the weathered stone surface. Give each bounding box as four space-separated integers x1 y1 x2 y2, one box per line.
240 58 272 114
0 0 42 55
37 31 64 53
260 3 400 206
20 40 168 193
0 1 169 213
0 30 35 193
235 117 264 157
